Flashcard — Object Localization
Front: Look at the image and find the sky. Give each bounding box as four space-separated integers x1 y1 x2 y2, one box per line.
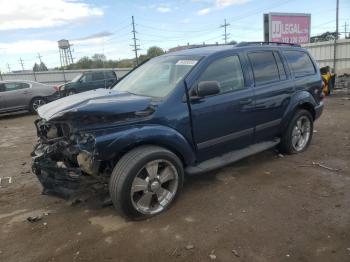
0 0 349 72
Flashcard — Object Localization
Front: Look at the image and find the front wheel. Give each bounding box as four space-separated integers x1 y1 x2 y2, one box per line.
279 109 313 154
109 146 184 220
67 89 76 96
30 97 46 113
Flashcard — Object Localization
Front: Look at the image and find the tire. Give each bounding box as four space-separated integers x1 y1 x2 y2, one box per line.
109 145 184 220
279 109 313 154
30 97 46 114
67 89 76 96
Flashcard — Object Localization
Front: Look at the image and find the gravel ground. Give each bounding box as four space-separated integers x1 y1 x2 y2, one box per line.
0 92 349 262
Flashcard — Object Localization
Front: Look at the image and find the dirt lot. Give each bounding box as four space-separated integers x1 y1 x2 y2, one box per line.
0 92 349 262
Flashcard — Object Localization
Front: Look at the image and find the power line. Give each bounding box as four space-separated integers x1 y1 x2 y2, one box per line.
220 19 230 44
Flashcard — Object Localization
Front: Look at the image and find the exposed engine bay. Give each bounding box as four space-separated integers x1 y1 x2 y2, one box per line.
31 119 108 198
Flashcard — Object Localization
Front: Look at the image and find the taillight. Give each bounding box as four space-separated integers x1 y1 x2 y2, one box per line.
53 85 59 92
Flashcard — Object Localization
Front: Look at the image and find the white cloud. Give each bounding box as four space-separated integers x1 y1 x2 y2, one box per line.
0 0 103 31
195 0 250 15
72 31 113 42
0 40 57 54
197 8 212 15
215 0 250 8
156 6 172 13
0 34 111 55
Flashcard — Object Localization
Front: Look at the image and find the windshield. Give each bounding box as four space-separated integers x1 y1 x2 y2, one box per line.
71 73 83 82
113 55 200 98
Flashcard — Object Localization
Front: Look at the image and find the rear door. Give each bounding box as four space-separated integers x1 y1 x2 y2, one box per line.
91 72 106 89
104 71 117 88
282 50 321 103
2 82 32 111
247 50 295 142
189 53 255 161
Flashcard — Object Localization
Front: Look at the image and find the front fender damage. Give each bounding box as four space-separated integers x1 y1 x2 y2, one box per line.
31 119 105 199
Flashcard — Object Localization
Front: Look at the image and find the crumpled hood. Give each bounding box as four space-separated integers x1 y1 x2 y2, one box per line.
38 89 153 121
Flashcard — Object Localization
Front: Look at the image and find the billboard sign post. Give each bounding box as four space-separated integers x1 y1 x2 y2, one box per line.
264 13 311 44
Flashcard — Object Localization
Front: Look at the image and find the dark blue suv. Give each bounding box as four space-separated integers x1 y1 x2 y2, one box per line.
32 42 324 219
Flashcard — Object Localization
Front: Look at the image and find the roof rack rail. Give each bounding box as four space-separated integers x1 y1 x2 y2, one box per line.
236 41 301 47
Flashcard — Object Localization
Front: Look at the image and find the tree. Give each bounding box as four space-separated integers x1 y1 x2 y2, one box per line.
33 63 40 72
92 53 106 61
39 62 48 71
310 31 339 43
75 56 93 69
146 46 165 59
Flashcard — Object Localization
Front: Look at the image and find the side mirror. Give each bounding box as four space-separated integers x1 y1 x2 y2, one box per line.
197 81 220 97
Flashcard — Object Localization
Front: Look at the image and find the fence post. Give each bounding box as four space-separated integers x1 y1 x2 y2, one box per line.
0 71 2 81
62 68 67 83
33 71 37 82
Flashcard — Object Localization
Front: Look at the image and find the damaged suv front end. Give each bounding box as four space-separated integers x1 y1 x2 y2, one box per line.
32 119 100 198
31 88 155 198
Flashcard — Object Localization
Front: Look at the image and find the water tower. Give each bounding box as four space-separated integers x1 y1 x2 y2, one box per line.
58 39 74 67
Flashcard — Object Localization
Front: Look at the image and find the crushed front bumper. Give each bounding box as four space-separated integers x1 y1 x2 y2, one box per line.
32 156 83 199
31 120 101 199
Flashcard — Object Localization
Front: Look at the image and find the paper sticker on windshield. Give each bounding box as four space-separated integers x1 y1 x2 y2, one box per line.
176 60 197 66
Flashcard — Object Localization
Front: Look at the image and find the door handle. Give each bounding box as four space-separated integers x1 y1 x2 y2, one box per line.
239 98 253 105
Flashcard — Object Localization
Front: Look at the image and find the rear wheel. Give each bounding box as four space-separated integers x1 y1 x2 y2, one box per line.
279 109 313 154
109 146 184 220
30 97 46 113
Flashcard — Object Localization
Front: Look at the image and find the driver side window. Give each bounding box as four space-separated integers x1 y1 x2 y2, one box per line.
197 55 245 94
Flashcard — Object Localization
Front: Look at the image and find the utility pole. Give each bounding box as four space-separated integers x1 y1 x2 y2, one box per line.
344 21 349 38
131 16 140 66
37 53 43 63
19 58 25 71
7 63 11 73
220 19 230 44
333 0 339 73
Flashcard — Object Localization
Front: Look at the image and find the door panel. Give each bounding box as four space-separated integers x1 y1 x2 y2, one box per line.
92 72 106 89
247 51 295 142
3 82 32 110
189 54 255 162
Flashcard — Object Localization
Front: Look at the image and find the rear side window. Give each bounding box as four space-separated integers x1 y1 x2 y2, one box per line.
93 72 105 81
4 82 29 91
283 51 315 77
198 55 245 94
104 71 116 79
248 51 280 85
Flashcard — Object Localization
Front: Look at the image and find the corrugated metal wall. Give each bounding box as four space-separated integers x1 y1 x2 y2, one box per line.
302 39 350 74
0 68 131 85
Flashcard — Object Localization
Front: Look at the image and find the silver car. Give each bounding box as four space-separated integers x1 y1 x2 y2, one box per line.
0 80 60 114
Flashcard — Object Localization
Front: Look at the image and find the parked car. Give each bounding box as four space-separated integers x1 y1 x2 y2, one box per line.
0 80 60 114
59 70 118 96
32 42 324 219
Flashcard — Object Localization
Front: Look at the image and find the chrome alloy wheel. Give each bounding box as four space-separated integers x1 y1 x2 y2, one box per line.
130 159 179 215
291 115 311 152
32 98 46 111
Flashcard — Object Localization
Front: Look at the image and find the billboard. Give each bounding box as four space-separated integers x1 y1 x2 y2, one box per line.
264 13 311 44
